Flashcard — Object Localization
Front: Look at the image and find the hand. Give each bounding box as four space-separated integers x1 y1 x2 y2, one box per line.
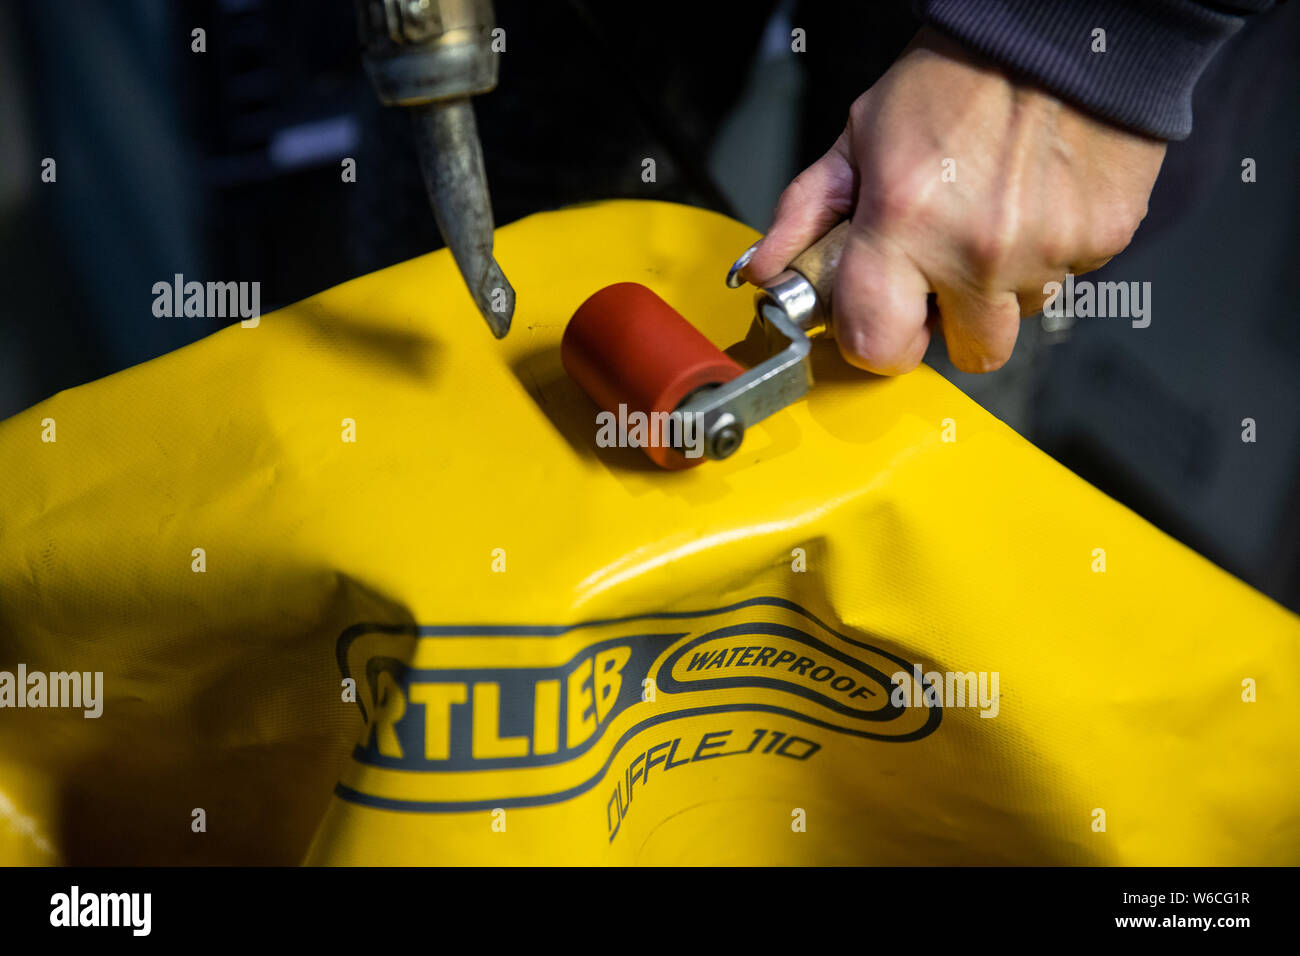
736 27 1168 374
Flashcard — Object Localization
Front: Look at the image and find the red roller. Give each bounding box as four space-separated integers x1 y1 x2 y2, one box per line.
562 282 743 469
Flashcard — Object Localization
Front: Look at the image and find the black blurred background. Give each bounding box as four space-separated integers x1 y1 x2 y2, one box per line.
1 0 1297 610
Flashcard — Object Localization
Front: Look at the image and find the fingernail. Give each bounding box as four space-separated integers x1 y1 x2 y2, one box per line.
725 242 759 288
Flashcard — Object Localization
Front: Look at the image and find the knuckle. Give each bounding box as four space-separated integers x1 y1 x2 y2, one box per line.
1038 234 1070 270
835 309 928 375
1093 201 1146 255
846 94 872 130
860 177 923 226
978 350 1011 373
1099 220 1136 254
964 225 1016 280
944 311 1016 373
835 322 878 367
835 318 900 372
951 347 1009 374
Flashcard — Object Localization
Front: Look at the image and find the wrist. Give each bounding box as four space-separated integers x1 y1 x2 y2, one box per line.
913 0 1255 141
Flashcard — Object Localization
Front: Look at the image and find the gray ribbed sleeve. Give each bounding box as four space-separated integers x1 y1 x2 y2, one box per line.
915 0 1276 140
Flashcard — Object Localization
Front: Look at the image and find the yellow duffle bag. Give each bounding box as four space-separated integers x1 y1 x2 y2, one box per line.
0 200 1295 865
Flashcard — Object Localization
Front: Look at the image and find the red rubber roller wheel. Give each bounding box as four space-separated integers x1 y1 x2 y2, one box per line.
562 282 744 470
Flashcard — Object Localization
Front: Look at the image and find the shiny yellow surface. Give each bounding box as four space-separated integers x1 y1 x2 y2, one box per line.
0 200 1296 865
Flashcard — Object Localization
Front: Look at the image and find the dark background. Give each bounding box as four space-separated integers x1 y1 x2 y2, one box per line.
1 0 1297 610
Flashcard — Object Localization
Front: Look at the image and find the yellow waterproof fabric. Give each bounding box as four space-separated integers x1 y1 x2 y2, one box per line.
0 200 1296 866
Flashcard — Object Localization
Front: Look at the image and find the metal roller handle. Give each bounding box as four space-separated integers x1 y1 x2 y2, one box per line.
677 220 854 461
755 220 850 339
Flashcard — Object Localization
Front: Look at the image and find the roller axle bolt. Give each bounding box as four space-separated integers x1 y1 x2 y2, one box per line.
707 413 743 460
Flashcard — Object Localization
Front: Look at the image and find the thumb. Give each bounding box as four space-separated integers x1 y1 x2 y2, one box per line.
738 134 856 285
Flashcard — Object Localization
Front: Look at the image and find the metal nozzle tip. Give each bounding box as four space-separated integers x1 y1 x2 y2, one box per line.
411 99 515 339
476 259 514 338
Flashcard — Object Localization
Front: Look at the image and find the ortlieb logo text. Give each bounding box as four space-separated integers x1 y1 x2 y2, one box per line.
334 598 942 812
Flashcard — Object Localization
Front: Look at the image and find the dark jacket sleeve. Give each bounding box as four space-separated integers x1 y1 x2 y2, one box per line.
914 0 1276 140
